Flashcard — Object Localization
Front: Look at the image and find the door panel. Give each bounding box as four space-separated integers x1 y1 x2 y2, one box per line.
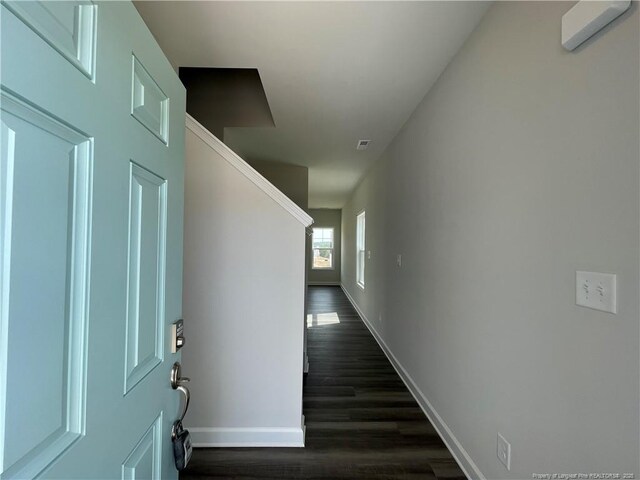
0 1 185 478
131 56 169 145
122 414 162 480
125 162 167 394
0 92 92 480
2 1 96 78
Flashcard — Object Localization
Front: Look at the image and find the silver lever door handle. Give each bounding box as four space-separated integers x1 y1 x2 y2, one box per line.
176 385 190 423
170 362 190 389
170 362 191 423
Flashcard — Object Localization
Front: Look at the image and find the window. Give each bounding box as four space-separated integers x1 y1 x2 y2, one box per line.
312 228 334 269
356 211 365 288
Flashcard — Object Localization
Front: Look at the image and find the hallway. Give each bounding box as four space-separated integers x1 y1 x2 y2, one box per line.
182 286 465 479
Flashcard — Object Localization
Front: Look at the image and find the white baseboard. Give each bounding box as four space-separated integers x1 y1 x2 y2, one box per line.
189 417 306 448
308 281 341 286
340 284 485 480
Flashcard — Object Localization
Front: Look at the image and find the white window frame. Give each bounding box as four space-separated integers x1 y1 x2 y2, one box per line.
356 211 365 289
311 227 335 270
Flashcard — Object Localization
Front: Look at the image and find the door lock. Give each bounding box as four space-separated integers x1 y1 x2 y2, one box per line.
171 319 185 353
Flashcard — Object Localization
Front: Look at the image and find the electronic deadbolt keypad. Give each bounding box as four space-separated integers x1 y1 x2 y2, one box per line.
171 319 185 353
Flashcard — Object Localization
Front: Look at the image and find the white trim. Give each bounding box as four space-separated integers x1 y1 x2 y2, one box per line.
185 115 313 227
340 284 485 480
303 353 310 373
356 211 366 288
188 424 305 448
307 282 340 286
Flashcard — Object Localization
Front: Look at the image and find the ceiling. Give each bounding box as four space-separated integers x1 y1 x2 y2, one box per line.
135 1 490 208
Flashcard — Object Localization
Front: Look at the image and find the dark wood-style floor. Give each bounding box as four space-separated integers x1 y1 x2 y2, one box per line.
181 286 465 480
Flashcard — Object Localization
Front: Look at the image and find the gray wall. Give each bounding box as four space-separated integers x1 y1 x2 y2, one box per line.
183 124 306 446
308 209 342 285
249 160 309 211
248 160 312 371
179 68 274 140
342 2 639 478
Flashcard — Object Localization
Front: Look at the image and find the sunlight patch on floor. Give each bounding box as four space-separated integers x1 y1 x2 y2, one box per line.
306 312 340 327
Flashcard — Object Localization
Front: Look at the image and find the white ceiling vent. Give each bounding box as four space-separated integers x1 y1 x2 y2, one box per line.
356 139 371 150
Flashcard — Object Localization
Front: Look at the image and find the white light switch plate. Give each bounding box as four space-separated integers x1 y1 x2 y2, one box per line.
576 271 617 314
497 433 511 471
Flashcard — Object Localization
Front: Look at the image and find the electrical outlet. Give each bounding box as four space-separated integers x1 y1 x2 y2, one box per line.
378 313 383 323
367 250 371 259
576 271 617 314
396 254 402 267
497 433 511 471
